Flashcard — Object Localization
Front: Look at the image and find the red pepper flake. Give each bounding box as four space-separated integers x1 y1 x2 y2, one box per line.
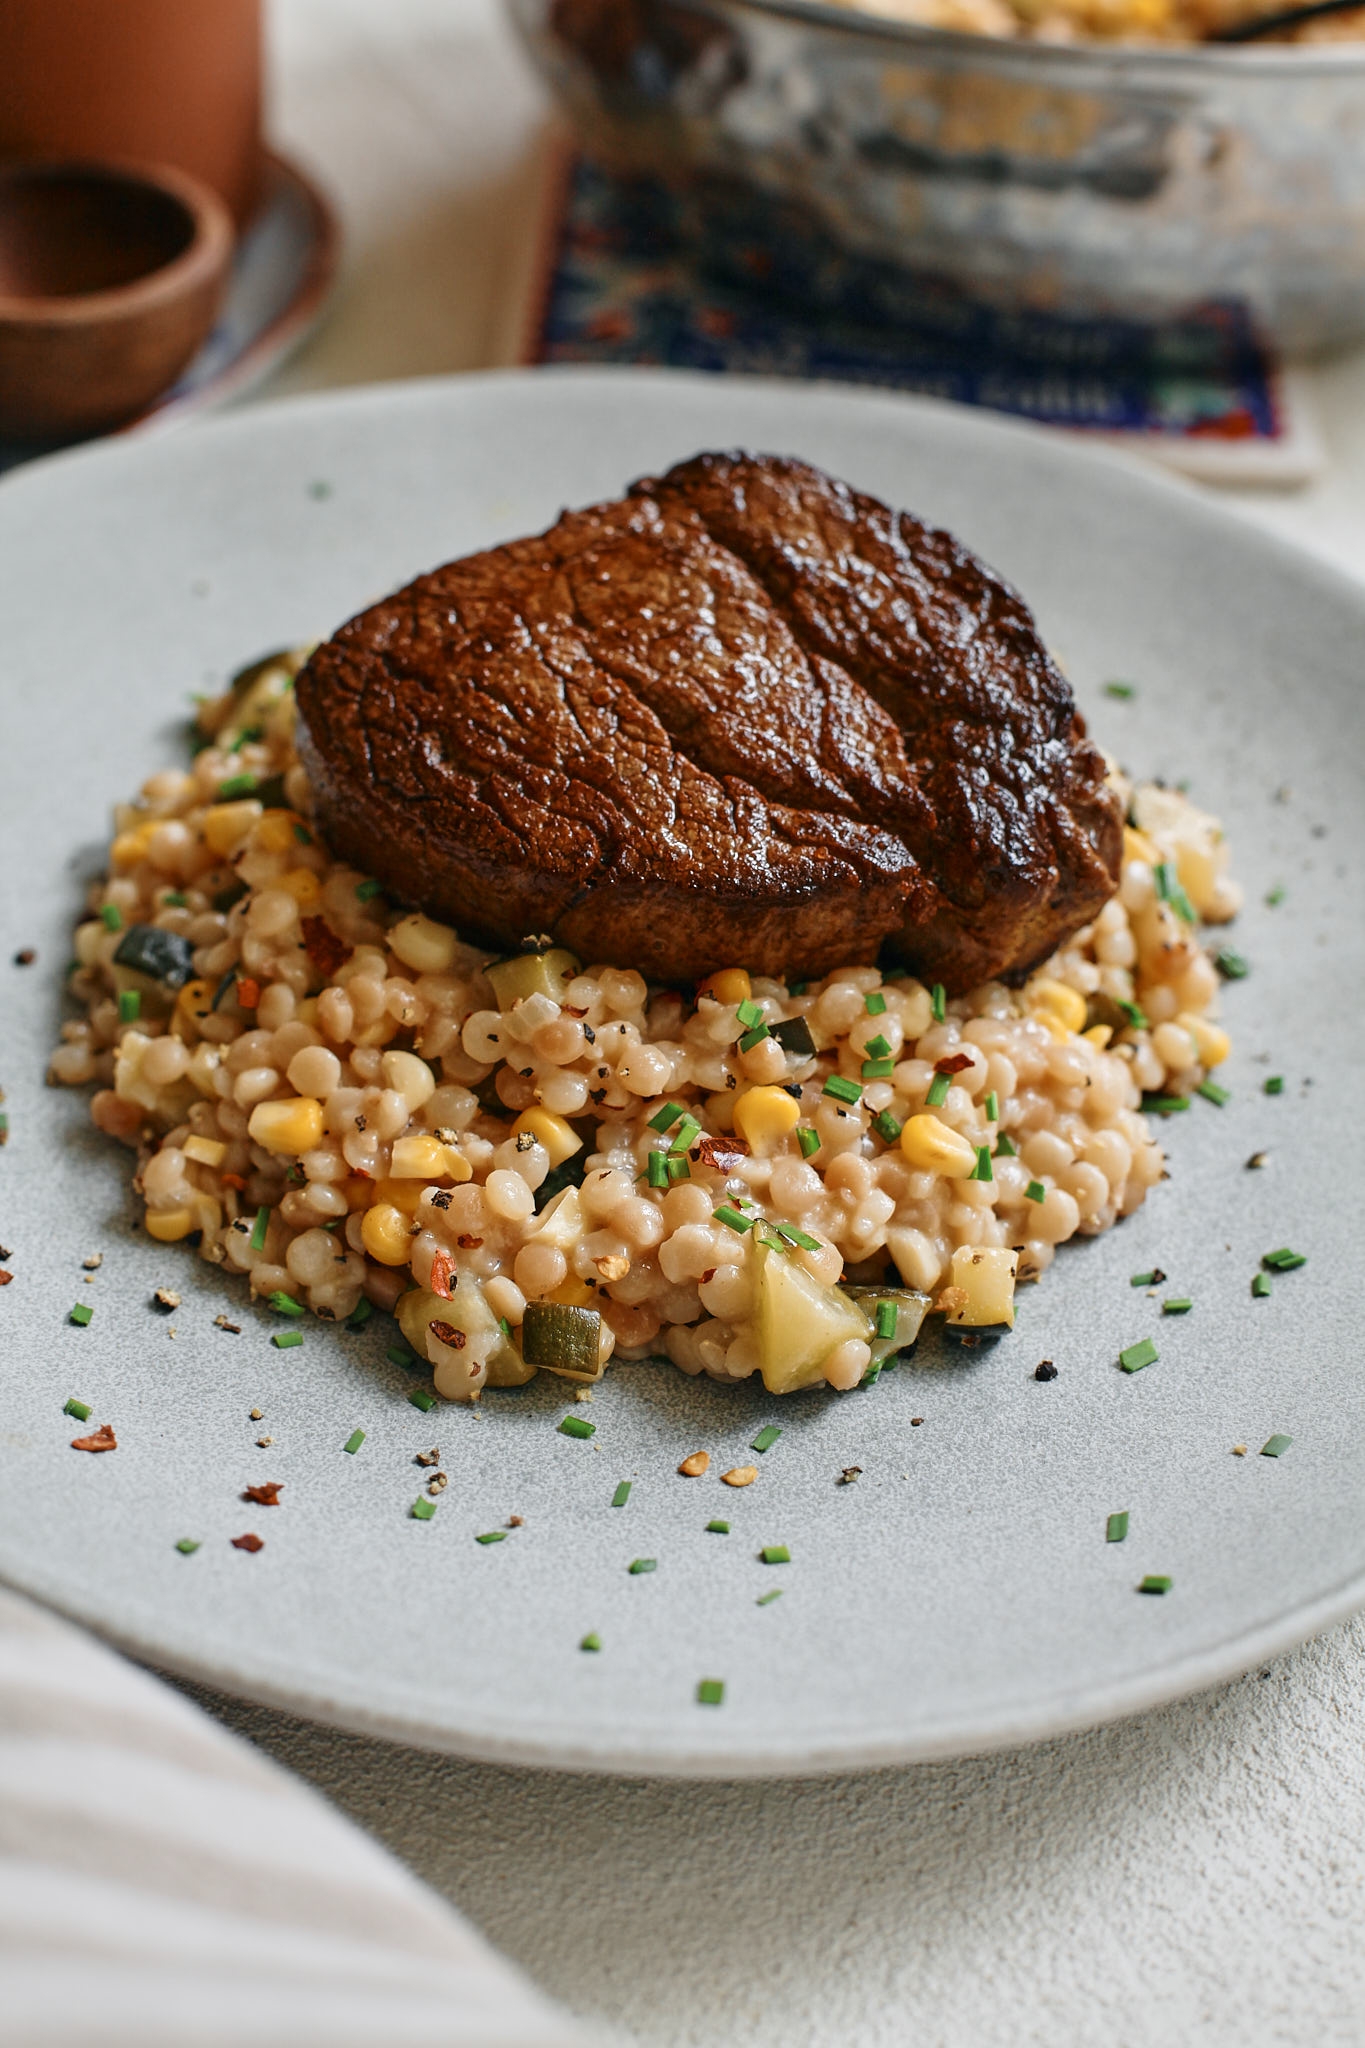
231 1532 264 1552
242 1482 283 1506
455 1233 482 1249
429 1249 454 1300
934 1053 975 1075
0 1270 11 1287
71 1422 117 1453
236 976 261 1009
429 1319 465 1349
301 915 352 978
695 1133 750 1172
220 1172 247 1192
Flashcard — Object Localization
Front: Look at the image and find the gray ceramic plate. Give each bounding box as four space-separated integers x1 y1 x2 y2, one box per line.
1 370 1361 1777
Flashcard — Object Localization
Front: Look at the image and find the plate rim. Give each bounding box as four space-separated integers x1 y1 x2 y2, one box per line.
3 363 1362 1776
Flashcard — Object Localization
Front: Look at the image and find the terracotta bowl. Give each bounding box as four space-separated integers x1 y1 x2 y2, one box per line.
0 159 234 442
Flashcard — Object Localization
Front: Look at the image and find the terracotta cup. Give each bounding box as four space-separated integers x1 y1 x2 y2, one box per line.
0 0 263 226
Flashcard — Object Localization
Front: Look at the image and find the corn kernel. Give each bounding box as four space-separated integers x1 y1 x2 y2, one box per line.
1027 978 1087 1036
1083 1023 1113 1049
171 978 214 1045
389 911 458 976
255 811 301 855
145 1206 196 1242
279 866 322 909
202 800 262 856
369 1175 425 1216
900 1113 978 1177
111 821 158 867
511 1107 583 1167
698 968 752 1006
1179 1012 1230 1068
1123 825 1159 868
362 1202 414 1265
547 1273 597 1307
732 1085 801 1149
381 1049 437 1110
183 1134 227 1168
247 1095 324 1156
390 1134 454 1179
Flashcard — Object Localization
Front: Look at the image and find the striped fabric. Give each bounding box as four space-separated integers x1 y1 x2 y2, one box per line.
0 1587 590 2047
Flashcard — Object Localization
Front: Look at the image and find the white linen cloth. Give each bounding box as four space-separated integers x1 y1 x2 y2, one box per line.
0 1588 589 2047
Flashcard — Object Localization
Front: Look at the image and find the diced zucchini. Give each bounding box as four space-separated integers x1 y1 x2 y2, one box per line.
486 947 581 1010
842 1285 931 1364
522 1302 603 1381
755 1239 869 1395
112 924 196 989
526 1184 585 1252
770 1015 818 1058
396 1283 531 1395
944 1246 1018 1328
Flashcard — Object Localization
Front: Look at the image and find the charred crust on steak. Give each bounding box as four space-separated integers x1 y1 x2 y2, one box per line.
294 452 1121 990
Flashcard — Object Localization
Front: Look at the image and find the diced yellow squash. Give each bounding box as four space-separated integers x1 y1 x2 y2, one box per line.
944 1245 1018 1328
526 1185 585 1252
486 948 580 1010
756 1240 869 1395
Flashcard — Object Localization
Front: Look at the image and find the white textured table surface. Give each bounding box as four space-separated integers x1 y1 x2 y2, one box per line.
180 4 1365 2042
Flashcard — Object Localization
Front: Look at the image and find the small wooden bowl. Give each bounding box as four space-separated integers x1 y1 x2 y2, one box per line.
0 159 234 442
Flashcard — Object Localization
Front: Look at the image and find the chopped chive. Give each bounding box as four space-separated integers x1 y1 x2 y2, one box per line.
411 1497 437 1520
117 988 141 1024
1262 1247 1306 1271
559 1414 596 1438
752 1425 782 1453
611 1480 632 1507
272 1329 303 1349
162 890 189 907
706 1519 730 1534
931 983 946 1022
1214 947 1249 981
772 1222 819 1255
669 1116 701 1155
1154 861 1196 923
864 1034 892 1059
498 1317 512 1338
822 1074 862 1106
666 1154 690 1182
1163 1297 1193 1315
797 1127 821 1159
268 1290 305 1316
1265 885 1285 907
388 1343 416 1368
1252 1272 1272 1299
342 1428 365 1455
648 1101 684 1133
1119 1337 1159 1373
860 1362 883 1388
1196 1079 1230 1106
580 1632 601 1651
293 823 312 844
984 1091 999 1122
646 1150 669 1189
1103 680 1136 699
68 1302 93 1327
697 1678 725 1706
249 1207 270 1251
1138 1575 1172 1595
995 1134 1018 1158
99 903 123 931
714 1205 755 1235
346 1296 372 1329
1264 1075 1284 1095
1260 1433 1293 1458
216 771 257 799
738 1023 770 1052
628 1558 656 1574
1106 1511 1129 1543
875 1301 898 1340
175 1538 201 1555
228 723 264 753
864 991 887 1016
63 1398 91 1421
861 1057 895 1079
756 1588 784 1606
969 1145 993 1183
1130 1270 1160 1288
475 1530 507 1544
760 1544 790 1564
1118 999 1149 1031
925 1072 951 1108
355 878 384 901
1024 1180 1046 1204
1142 1094 1190 1116
408 1387 436 1411
735 999 764 1029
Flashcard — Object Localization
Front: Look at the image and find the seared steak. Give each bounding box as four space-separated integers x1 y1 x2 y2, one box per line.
295 452 1121 989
